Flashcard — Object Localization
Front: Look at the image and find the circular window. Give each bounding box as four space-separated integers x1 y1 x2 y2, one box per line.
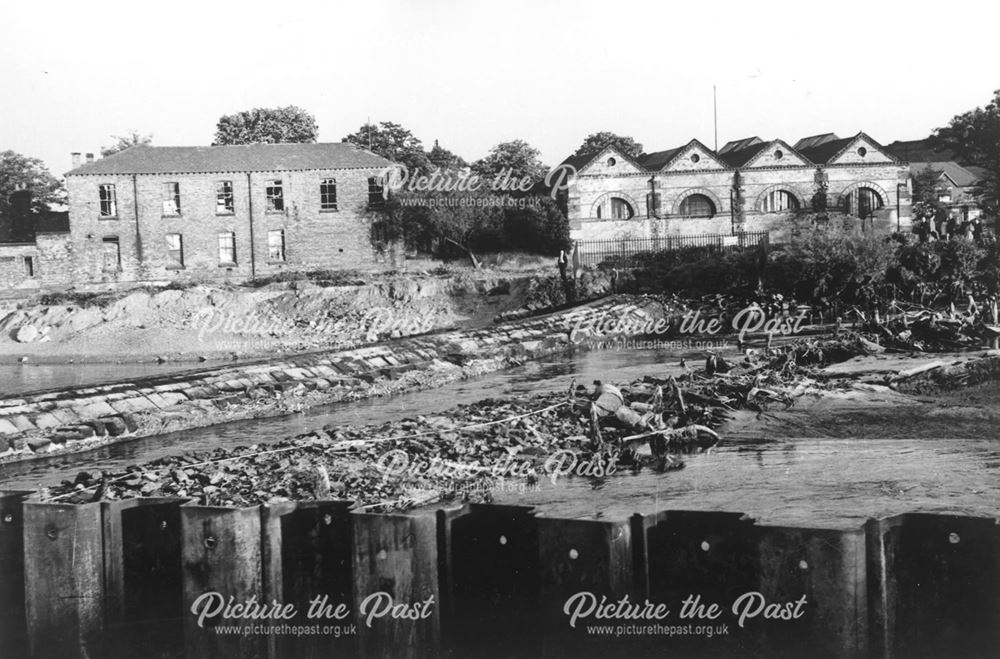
857 147 867 157
607 157 616 167
774 149 784 160
691 153 701 164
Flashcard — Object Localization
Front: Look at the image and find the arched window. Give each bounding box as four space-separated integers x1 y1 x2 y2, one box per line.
610 197 634 220
845 187 884 217
678 194 715 218
761 190 800 213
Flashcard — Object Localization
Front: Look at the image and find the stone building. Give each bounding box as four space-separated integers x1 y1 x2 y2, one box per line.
562 132 912 244
62 143 396 286
0 189 72 296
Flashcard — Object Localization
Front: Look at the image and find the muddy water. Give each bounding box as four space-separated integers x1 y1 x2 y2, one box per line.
2 347 999 529
1 360 233 396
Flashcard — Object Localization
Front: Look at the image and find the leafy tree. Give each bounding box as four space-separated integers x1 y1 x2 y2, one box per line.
910 165 948 221
427 140 467 170
933 90 1000 215
0 150 65 215
503 197 571 254
472 140 547 184
573 132 643 158
343 121 430 173
214 105 318 145
101 130 153 157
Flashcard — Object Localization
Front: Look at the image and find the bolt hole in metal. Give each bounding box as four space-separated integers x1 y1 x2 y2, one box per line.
949 532 961 544
2 513 13 524
499 535 508 545
203 536 217 550
569 548 579 560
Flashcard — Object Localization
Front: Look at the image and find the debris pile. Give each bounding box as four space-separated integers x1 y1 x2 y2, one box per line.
856 300 1000 352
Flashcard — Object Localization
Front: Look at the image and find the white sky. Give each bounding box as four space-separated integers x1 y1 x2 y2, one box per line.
2 0 998 175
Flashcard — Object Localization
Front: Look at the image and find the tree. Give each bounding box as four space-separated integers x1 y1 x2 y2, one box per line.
427 140 467 170
213 105 318 145
343 121 430 173
911 165 948 221
0 150 65 215
933 90 1000 215
101 130 153 157
573 132 643 158
472 140 547 184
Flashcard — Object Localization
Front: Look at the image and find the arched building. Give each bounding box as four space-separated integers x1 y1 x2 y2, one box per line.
561 132 912 243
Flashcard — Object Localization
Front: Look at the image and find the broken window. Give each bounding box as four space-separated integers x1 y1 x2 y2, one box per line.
266 180 284 212
761 190 800 213
166 233 184 267
368 177 385 208
23 256 35 277
268 230 285 261
218 231 236 265
320 179 338 211
99 184 117 217
216 181 234 214
102 236 121 271
162 182 181 216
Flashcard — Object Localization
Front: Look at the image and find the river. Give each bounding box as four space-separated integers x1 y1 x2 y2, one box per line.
1 347 998 529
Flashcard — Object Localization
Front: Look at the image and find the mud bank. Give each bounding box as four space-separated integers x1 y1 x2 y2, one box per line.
0 270 612 364
0 296 661 463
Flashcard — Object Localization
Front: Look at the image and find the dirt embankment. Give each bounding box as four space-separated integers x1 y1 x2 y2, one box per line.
0 271 613 364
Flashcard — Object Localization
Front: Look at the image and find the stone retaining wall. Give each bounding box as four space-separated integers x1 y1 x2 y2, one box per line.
0 296 668 462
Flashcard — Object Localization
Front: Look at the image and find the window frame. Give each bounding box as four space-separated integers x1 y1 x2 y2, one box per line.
368 176 385 208
165 233 184 269
320 178 338 212
217 231 237 266
265 180 285 213
678 194 716 218
162 182 181 216
23 256 35 278
99 184 117 218
216 180 235 215
267 229 286 262
102 236 121 272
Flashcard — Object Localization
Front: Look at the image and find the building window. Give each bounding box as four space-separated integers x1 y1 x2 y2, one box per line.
596 204 602 219
678 194 716 218
690 153 701 164
937 192 952 203
216 181 234 214
166 233 184 268
266 180 284 212
368 177 385 208
162 182 181 216
853 187 883 218
218 231 236 265
774 149 784 160
607 157 617 167
268 230 286 261
23 256 35 278
761 190 800 213
102 236 121 271
99 184 117 217
320 179 338 211
857 147 868 157
610 197 634 220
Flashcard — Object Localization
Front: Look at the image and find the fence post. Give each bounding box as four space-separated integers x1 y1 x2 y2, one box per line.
22 501 106 659
0 491 30 656
181 503 264 659
352 512 439 659
102 497 187 659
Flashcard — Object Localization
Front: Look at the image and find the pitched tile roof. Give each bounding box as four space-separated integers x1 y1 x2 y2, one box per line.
717 141 770 167
636 147 685 170
793 133 840 150
718 137 763 155
796 137 856 164
66 143 392 176
911 161 988 188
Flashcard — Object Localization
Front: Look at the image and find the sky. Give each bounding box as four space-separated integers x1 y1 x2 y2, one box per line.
2 0 998 176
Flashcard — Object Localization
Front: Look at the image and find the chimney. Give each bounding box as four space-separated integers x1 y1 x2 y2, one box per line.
71 152 81 168
85 153 95 164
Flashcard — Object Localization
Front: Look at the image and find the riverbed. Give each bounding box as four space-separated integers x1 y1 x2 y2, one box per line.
2 347 998 529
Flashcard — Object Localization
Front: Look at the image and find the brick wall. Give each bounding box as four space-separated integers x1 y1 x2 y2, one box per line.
65 167 395 286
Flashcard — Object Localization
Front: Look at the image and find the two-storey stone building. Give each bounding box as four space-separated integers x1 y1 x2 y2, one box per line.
561 132 912 244
63 143 396 285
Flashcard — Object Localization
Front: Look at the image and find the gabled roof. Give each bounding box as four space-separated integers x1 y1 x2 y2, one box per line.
736 139 811 168
796 136 855 164
558 144 646 174
717 141 770 167
911 161 988 188
636 146 684 171
66 143 392 176
793 133 840 150
718 136 763 155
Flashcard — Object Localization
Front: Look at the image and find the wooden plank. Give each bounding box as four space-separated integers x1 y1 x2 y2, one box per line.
0 491 30 656
102 497 186 659
536 515 634 658
437 504 538 658
753 524 868 659
352 512 439 659
262 500 356 659
22 501 105 659
181 503 264 659
867 514 1000 659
